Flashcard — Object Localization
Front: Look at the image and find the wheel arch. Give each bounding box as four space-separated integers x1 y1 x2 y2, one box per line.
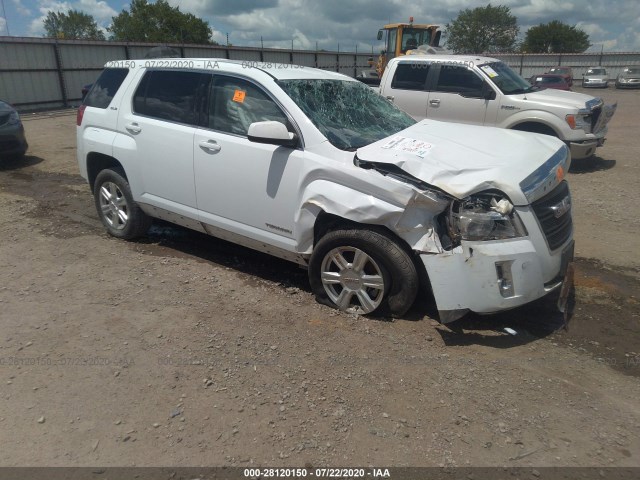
86 153 126 193
311 210 432 301
510 121 559 137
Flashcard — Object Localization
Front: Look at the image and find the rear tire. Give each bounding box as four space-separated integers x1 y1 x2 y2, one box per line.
309 227 419 317
93 168 151 240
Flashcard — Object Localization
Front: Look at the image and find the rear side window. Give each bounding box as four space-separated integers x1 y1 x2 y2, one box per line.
435 65 484 97
133 70 208 126
84 68 129 108
391 63 429 91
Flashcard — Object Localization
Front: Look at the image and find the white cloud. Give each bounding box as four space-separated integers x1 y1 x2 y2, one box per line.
0 17 7 35
11 0 32 16
15 0 640 52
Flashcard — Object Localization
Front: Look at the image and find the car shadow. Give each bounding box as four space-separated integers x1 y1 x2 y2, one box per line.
569 155 616 174
136 221 575 342
140 220 312 290
434 289 574 348
140 221 447 324
0 154 44 171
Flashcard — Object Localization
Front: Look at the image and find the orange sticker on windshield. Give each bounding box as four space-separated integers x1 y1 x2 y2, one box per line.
233 90 246 103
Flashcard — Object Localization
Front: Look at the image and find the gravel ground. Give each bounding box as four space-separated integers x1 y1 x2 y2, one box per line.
0 86 638 469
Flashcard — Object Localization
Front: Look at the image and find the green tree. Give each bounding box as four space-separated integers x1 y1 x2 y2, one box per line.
522 21 591 53
109 0 211 44
445 4 518 54
43 10 105 40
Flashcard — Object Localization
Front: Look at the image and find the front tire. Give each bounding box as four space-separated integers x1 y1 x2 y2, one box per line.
93 168 151 240
309 227 419 317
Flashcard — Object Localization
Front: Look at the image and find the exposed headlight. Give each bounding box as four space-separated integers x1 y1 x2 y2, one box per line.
565 112 590 131
448 193 527 242
7 111 21 125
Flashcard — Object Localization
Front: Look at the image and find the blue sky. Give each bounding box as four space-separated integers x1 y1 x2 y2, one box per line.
1 0 638 52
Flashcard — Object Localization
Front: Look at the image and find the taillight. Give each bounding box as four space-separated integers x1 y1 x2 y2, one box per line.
76 105 86 126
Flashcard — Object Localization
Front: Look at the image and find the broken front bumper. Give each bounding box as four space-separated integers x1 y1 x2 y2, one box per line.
421 233 573 323
569 101 617 160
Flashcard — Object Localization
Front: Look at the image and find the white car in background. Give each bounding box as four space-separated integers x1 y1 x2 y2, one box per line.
582 67 609 88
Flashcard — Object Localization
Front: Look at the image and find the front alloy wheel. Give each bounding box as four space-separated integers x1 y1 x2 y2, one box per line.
309 227 419 317
320 246 385 314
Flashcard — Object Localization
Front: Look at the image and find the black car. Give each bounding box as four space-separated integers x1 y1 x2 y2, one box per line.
0 100 28 158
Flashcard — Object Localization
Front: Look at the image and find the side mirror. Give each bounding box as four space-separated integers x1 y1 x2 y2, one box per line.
377 30 383 41
248 121 298 148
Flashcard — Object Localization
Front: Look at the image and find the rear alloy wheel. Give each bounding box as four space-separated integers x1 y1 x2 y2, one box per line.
309 228 419 317
94 169 151 240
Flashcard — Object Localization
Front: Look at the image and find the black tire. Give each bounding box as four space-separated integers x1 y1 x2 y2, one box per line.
309 227 419 317
512 123 558 138
93 168 151 240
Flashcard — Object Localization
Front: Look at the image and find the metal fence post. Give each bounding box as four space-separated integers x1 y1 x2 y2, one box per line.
52 40 68 108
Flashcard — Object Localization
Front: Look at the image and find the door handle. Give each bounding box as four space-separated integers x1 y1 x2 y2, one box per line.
385 95 394 102
199 140 221 153
125 123 141 134
429 99 441 106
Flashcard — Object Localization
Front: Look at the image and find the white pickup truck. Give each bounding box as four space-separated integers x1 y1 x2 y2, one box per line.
379 54 617 160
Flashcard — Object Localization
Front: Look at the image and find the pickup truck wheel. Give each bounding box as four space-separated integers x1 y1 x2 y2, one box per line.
94 169 151 240
309 228 418 317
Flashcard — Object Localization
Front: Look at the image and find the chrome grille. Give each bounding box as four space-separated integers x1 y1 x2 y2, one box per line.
531 181 573 251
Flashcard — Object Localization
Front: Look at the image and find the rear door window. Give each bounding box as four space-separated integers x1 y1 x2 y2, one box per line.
133 70 209 126
84 68 129 109
391 63 430 91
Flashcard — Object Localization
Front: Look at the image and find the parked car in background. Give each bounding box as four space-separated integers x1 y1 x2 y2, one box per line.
379 54 617 160
615 66 640 89
582 67 609 88
547 66 573 87
78 59 576 323
0 100 28 158
529 74 571 91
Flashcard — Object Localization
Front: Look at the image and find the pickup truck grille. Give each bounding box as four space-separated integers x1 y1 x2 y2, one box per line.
531 181 572 251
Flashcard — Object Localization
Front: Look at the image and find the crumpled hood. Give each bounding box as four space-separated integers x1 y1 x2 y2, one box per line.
356 120 566 205
513 88 597 110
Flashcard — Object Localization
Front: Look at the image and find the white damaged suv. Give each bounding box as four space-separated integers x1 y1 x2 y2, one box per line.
77 59 574 323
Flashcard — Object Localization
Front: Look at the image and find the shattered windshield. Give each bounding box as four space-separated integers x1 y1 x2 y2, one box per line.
479 61 533 95
278 79 416 150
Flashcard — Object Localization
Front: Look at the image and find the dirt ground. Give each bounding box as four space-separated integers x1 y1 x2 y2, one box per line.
0 86 639 469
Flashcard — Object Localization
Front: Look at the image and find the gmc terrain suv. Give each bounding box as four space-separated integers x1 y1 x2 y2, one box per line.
77 59 574 323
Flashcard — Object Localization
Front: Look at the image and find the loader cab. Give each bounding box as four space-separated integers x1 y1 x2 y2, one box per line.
374 19 441 77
